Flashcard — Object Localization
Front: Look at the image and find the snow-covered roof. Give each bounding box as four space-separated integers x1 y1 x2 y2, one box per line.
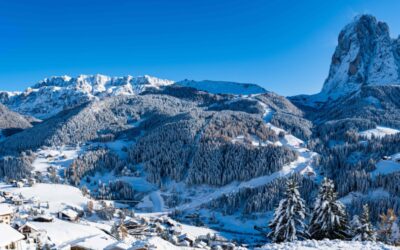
33 215 54 221
0 203 13 215
19 222 39 232
0 223 24 247
60 208 78 219
106 242 131 250
71 234 117 250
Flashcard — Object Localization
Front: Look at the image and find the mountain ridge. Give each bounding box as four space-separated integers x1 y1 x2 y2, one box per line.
0 74 270 119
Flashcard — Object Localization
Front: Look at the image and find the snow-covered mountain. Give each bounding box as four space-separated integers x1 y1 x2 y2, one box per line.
294 15 400 105
175 79 267 95
0 74 174 119
0 75 269 119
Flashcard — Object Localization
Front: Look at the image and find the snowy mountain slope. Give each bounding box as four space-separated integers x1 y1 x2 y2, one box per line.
0 103 32 140
0 74 174 119
0 85 323 247
0 86 313 207
0 94 197 153
0 104 31 130
175 79 267 95
292 85 400 131
0 87 319 242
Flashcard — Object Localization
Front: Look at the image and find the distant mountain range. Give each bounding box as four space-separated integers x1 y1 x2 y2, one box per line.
0 75 268 119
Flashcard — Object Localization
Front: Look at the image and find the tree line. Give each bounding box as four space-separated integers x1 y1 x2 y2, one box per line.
267 177 400 245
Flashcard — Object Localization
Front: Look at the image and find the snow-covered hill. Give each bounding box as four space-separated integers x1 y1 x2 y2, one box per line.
175 79 267 95
0 104 31 130
0 103 32 141
0 86 318 245
0 74 174 119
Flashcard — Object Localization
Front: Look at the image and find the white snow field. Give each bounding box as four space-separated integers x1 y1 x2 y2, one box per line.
372 153 400 177
32 146 82 174
258 239 398 250
1 183 88 213
359 126 400 139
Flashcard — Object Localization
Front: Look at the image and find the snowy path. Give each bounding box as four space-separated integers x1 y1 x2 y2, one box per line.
174 100 318 211
150 191 165 212
176 149 316 211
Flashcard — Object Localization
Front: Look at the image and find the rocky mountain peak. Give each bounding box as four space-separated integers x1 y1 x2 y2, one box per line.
320 14 400 99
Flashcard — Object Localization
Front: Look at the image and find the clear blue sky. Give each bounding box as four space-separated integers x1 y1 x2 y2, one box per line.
1 0 400 96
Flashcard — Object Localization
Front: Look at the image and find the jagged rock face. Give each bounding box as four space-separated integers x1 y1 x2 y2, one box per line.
0 74 174 119
321 15 400 99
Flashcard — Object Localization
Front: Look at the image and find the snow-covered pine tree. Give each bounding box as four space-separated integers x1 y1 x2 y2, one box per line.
111 222 119 240
353 204 375 241
268 177 308 243
111 220 128 241
308 177 349 240
350 214 361 237
391 221 400 245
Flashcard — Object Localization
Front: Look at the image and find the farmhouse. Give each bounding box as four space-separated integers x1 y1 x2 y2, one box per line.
0 204 13 224
32 215 54 222
18 222 40 239
0 223 24 250
58 208 79 221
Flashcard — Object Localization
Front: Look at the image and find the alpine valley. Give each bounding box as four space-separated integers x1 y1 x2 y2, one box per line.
1 15 400 249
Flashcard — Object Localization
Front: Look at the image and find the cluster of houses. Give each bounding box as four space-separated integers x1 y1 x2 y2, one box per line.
0 184 85 250
0 188 54 249
117 215 236 250
0 200 26 249
0 175 243 250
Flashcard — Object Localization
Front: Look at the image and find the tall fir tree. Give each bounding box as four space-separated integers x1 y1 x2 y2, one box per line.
111 220 128 241
352 204 376 241
350 215 361 237
308 178 349 240
268 177 308 243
